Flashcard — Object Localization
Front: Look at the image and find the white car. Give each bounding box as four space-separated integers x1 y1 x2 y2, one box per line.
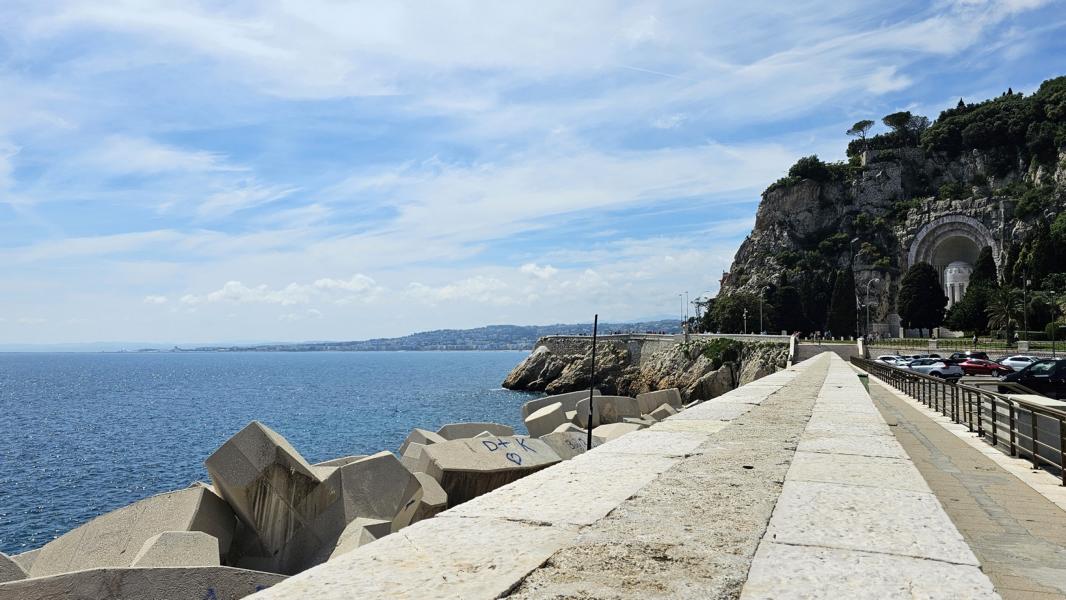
877 355 910 367
999 355 1040 371
906 358 964 378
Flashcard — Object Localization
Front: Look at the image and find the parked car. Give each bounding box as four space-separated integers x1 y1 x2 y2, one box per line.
949 351 990 361
877 355 908 366
957 358 1013 377
999 355 1041 371
1001 359 1066 399
907 358 965 378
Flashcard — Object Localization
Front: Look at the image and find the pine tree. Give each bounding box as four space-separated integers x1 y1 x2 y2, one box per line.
826 269 857 337
898 263 947 336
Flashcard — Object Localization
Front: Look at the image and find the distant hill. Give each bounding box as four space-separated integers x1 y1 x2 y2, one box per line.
183 320 683 352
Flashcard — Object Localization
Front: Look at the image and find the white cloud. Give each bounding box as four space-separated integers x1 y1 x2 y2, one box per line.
196 183 298 219
406 276 513 306
179 274 381 307
520 263 558 280
652 113 687 129
84 135 234 175
143 295 168 304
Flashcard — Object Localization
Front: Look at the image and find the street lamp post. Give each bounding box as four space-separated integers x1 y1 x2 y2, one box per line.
865 278 880 338
743 308 749 334
1024 277 1031 343
850 237 860 338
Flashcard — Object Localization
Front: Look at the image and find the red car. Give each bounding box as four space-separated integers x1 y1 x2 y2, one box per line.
958 358 1013 376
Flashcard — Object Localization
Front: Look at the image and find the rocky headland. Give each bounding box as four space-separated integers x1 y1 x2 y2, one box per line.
503 336 790 402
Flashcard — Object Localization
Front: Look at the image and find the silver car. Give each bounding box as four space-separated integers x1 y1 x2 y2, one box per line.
907 358 964 378
1000 355 1040 371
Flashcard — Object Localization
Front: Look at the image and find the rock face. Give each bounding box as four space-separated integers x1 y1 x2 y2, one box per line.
29 484 235 578
504 338 788 403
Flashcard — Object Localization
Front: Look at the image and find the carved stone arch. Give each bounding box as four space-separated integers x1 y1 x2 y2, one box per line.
907 215 999 270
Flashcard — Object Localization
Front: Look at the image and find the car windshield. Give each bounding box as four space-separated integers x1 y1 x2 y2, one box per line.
1028 361 1056 375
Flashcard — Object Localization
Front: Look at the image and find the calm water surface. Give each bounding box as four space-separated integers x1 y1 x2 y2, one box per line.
0 351 536 554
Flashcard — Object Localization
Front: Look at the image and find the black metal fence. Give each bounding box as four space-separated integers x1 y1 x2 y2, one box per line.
852 356 1066 486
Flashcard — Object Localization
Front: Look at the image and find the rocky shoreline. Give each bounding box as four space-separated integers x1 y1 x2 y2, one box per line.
0 339 787 600
503 337 790 402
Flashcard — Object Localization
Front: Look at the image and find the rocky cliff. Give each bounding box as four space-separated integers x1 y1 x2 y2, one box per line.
714 76 1066 335
503 338 789 402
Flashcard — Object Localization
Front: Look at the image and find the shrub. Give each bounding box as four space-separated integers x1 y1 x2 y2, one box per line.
938 181 967 200
788 155 832 182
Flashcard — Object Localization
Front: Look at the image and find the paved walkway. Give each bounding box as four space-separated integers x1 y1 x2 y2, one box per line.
870 378 1066 599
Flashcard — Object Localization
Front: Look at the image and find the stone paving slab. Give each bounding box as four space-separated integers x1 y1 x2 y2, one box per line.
786 450 932 493
766 480 979 565
796 431 908 459
742 353 997 599
671 402 754 421
743 542 998 600
253 515 578 599
442 451 678 527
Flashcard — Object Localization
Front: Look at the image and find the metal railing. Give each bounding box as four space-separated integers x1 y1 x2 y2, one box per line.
852 357 1066 486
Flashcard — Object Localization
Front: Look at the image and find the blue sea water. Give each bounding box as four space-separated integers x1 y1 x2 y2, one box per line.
0 351 537 555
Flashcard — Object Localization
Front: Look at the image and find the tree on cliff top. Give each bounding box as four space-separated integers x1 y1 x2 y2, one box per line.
825 269 857 337
847 120 874 151
898 262 947 336
787 155 831 182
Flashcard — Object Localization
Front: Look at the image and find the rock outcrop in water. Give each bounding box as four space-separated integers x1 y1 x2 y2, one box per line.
502 337 789 402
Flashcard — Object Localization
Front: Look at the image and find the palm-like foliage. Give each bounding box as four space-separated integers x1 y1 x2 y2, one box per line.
985 286 1022 332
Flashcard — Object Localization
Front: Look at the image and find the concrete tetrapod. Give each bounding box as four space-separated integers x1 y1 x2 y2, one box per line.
0 566 285 600
521 389 600 420
523 401 568 437
205 421 336 575
436 422 514 440
636 388 683 413
314 455 368 469
422 436 562 505
29 483 235 578
130 531 220 568
9 550 37 575
0 554 26 584
575 395 642 427
411 472 448 523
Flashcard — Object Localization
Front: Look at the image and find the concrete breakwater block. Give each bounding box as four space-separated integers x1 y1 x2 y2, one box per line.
422 436 562 505
0 554 26 584
205 421 336 575
328 518 391 559
575 395 642 427
9 550 38 575
436 422 514 440
319 451 423 536
399 428 447 455
411 472 448 523
592 422 644 441
314 455 368 469
131 531 220 568
538 431 604 460
524 402 568 437
0 565 285 600
636 388 683 413
648 403 678 421
29 483 235 579
521 389 600 420
206 423 423 575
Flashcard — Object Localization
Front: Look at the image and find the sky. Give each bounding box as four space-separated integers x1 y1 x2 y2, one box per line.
1 0 1065 345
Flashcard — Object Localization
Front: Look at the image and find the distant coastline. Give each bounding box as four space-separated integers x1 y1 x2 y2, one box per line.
0 320 683 354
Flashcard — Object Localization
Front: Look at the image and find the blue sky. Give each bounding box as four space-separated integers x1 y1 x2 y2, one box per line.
1 0 1064 344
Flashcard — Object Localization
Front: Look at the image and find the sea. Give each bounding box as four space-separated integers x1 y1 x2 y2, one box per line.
0 350 537 555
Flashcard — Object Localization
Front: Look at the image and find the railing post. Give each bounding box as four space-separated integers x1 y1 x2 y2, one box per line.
991 397 998 447
1059 417 1066 487
1031 409 1040 469
1009 403 1017 457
